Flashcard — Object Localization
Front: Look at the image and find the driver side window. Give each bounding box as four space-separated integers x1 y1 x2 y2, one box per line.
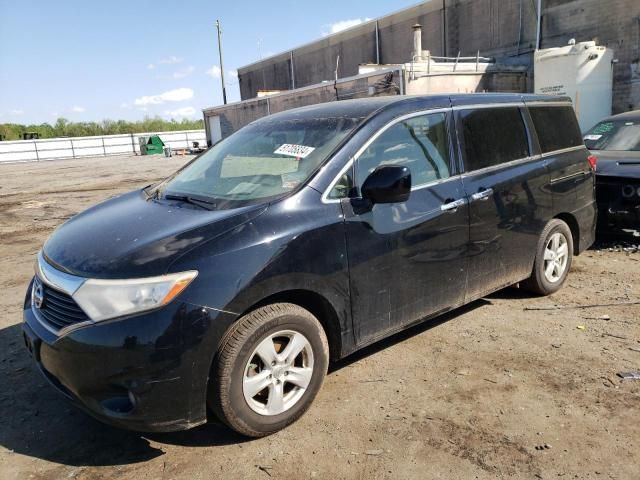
355 113 451 192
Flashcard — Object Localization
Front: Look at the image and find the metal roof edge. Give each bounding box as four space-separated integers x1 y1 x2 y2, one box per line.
202 67 402 114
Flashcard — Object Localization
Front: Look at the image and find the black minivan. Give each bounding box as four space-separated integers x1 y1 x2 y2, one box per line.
23 94 596 437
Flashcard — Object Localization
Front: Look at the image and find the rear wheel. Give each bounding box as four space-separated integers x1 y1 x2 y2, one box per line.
521 219 573 295
209 303 329 437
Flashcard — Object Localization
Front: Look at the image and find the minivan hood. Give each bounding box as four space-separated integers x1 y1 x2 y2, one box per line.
591 150 640 179
43 189 267 278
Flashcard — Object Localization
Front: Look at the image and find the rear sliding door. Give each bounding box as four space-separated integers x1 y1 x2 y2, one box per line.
455 104 552 301
527 105 593 214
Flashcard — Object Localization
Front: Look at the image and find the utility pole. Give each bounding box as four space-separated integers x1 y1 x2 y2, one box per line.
216 19 227 104
258 38 266 91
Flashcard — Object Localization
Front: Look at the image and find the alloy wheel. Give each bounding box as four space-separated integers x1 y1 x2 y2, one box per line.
543 232 569 283
243 330 314 416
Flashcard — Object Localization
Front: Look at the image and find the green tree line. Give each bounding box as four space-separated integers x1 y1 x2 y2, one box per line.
0 117 204 141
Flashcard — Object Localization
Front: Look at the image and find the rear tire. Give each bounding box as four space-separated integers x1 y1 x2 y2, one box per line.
209 303 329 437
521 219 574 296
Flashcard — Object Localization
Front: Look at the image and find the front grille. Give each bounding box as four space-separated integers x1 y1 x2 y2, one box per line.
34 279 90 331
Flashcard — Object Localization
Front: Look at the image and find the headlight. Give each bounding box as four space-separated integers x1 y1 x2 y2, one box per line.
73 271 198 322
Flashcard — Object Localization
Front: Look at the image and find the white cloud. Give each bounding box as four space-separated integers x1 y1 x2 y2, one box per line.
172 65 195 79
134 87 194 106
206 65 222 78
120 102 130 109
206 66 237 80
147 63 155 70
159 55 183 65
164 106 196 117
71 106 85 113
322 17 372 36
10 109 24 115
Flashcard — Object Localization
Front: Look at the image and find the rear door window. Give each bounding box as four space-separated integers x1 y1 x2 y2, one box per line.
459 107 530 172
529 106 584 153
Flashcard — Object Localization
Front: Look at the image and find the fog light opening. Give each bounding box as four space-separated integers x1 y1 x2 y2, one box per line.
621 185 635 198
101 395 135 415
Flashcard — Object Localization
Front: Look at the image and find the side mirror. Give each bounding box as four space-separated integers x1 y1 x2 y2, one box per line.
361 165 411 204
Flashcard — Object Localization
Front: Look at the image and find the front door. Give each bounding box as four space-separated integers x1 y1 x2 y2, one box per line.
337 111 469 345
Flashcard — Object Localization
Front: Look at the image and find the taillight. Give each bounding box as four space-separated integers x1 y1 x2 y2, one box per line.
587 154 597 171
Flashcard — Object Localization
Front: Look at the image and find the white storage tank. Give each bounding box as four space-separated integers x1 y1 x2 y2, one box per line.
534 40 614 132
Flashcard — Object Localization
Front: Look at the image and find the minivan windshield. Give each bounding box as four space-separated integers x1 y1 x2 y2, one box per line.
158 116 361 207
583 119 640 151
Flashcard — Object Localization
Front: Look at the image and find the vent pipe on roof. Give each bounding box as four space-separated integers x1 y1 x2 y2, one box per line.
535 0 542 50
375 20 381 64
412 24 423 61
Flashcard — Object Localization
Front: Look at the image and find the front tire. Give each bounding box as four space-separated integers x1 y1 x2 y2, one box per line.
209 303 329 437
521 219 574 295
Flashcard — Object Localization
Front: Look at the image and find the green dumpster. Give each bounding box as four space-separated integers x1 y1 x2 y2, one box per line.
140 135 165 155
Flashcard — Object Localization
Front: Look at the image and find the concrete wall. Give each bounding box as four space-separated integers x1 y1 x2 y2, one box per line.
238 0 640 113
404 71 528 95
0 130 206 163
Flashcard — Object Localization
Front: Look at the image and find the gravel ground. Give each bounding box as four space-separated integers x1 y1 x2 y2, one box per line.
0 155 639 480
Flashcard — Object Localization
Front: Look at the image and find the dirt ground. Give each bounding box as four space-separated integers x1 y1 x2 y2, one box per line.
0 155 639 480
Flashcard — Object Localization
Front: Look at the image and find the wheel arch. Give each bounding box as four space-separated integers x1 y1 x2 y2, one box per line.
236 289 344 362
554 212 580 253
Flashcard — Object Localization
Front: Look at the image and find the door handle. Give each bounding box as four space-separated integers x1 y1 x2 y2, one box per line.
471 188 494 202
441 198 465 212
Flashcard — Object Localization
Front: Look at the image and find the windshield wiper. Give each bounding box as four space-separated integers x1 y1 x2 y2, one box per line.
144 185 161 200
164 193 216 210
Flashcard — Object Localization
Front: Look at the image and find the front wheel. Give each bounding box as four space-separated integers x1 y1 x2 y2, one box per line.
209 303 329 437
521 219 574 295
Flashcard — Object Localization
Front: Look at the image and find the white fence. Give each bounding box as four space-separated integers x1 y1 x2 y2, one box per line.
0 129 207 163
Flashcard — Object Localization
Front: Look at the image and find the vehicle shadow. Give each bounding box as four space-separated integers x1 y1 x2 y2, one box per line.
592 228 639 249
0 299 490 466
0 322 249 467
484 229 639 302
484 284 541 300
330 299 490 372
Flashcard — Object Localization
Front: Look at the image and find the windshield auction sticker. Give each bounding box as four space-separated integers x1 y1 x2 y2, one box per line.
274 144 316 159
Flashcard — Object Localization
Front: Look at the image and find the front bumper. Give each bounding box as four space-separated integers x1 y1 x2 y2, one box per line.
599 204 640 230
22 279 231 432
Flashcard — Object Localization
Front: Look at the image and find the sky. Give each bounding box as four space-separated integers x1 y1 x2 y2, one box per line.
0 0 420 124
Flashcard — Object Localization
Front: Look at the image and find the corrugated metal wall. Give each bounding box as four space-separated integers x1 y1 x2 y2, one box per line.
237 0 640 113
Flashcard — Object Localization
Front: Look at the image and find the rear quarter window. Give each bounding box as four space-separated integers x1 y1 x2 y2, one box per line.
529 106 584 153
460 107 530 172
